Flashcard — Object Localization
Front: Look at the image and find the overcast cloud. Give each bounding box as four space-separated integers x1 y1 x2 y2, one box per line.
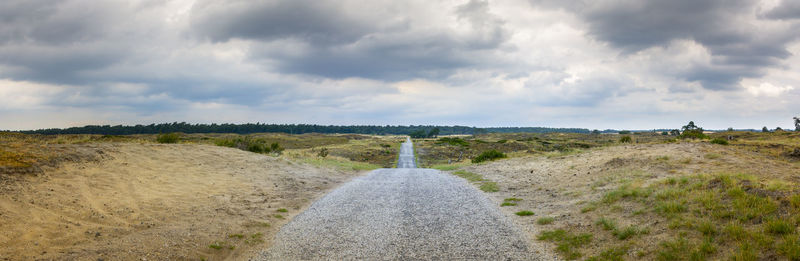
1 0 799 130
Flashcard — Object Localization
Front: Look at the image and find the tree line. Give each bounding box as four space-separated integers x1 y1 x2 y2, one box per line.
14 122 592 136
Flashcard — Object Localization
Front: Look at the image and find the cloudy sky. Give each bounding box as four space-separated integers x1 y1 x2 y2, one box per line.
1 0 800 130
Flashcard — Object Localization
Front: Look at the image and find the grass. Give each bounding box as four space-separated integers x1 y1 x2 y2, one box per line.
452 170 485 182
538 229 593 260
430 162 470 171
276 208 288 213
611 225 646 240
587 246 628 261
537 217 555 225
472 149 507 163
479 182 500 192
582 173 800 260
501 197 522 206
596 217 617 231
515 210 535 216
156 133 180 143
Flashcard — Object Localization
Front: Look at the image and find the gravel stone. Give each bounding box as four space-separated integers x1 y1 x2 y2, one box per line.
256 138 543 260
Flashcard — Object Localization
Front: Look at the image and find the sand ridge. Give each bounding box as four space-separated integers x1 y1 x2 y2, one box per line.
0 143 361 260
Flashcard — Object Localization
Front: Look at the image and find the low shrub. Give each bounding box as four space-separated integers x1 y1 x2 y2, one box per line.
619 136 632 143
710 138 729 145
156 133 180 143
472 150 507 163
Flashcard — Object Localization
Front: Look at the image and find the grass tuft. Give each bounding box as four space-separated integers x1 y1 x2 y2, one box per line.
537 217 555 225
538 229 592 260
515 210 535 216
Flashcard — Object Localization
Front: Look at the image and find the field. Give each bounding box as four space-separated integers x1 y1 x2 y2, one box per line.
0 132 401 260
2 130 799 260
445 131 800 260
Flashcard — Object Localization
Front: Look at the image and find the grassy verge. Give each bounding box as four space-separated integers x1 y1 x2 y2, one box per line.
556 173 800 260
450 170 500 193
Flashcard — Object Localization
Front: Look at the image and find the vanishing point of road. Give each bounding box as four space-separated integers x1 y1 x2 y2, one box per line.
257 137 537 260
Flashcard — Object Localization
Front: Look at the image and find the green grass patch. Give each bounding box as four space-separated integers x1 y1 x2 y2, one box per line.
156 133 180 143
596 217 617 231
276 208 288 213
538 229 593 260
612 225 646 240
515 210 535 216
587 246 628 261
472 149 507 163
500 202 517 207
479 182 500 192
452 170 485 182
764 218 795 235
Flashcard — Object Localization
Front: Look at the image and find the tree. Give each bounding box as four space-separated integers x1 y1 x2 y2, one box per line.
427 128 440 138
794 117 800 131
727 127 734 132
409 130 427 138
682 121 701 132
775 127 783 132
669 129 680 136
763 126 770 132
679 121 707 139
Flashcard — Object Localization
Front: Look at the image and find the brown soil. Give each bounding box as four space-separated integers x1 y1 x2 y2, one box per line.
0 143 361 260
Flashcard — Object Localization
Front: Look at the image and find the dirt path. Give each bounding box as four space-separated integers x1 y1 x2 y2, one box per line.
258 139 540 260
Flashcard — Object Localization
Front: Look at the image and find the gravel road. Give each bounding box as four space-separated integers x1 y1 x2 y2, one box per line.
256 138 538 260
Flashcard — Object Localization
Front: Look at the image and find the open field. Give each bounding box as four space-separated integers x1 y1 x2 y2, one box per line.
443 131 800 260
3 131 799 260
414 132 673 168
0 132 401 260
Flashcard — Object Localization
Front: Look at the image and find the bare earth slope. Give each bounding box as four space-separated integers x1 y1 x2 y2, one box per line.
0 143 361 260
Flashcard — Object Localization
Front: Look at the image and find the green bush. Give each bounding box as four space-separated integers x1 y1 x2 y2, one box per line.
679 130 709 139
156 133 180 143
436 137 469 146
472 150 507 163
619 136 632 143
710 138 729 145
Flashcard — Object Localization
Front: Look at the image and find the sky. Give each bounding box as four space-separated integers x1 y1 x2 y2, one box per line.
1 0 800 131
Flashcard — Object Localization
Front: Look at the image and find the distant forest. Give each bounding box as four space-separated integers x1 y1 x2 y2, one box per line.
15 122 593 135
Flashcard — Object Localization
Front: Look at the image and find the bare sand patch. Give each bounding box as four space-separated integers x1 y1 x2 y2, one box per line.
0 143 361 260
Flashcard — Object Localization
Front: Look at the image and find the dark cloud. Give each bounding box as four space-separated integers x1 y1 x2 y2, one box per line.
191 0 510 80
190 0 374 45
763 0 800 20
531 0 799 90
0 0 132 84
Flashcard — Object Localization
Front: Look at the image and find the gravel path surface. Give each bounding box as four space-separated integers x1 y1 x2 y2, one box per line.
256 139 539 260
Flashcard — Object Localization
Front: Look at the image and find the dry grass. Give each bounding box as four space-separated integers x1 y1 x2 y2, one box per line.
462 131 800 260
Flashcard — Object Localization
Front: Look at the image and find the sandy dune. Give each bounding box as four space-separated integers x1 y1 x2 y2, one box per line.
0 143 361 260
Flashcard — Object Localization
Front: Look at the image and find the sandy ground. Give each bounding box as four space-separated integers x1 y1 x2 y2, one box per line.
458 142 800 258
0 143 361 260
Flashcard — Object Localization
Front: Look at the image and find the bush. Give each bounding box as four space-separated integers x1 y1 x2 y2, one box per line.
619 136 632 143
436 137 469 146
619 130 631 134
317 148 329 157
156 133 180 143
679 130 709 139
472 150 507 163
710 138 729 145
